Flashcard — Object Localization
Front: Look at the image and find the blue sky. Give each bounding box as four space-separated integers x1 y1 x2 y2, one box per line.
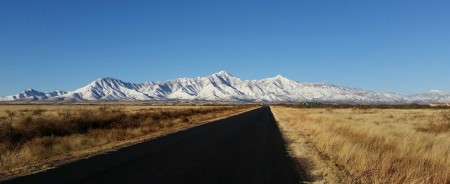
0 0 449 96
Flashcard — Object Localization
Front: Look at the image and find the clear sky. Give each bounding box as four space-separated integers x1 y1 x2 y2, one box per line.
1 0 449 96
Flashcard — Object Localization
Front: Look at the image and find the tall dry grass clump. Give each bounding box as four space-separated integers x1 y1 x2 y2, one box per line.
0 105 255 178
271 106 450 184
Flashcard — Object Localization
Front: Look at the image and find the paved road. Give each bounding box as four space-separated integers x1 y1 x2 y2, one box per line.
5 107 306 184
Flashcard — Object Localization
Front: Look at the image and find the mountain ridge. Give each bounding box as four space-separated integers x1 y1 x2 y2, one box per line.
1 71 449 104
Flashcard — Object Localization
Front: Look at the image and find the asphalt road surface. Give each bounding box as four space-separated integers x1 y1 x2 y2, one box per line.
5 107 306 184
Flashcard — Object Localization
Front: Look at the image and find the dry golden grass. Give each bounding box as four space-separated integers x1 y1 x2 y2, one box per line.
0 104 219 117
0 104 257 179
271 106 450 184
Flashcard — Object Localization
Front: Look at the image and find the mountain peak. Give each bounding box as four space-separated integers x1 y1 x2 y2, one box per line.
211 71 233 78
95 77 119 81
274 75 287 79
24 88 37 92
22 89 44 95
91 77 126 85
266 74 291 81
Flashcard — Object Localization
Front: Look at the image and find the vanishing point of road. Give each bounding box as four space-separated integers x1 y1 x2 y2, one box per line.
5 107 306 184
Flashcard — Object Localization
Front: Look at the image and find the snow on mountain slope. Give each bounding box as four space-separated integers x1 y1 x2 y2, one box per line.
408 90 450 103
1 71 449 104
0 89 67 101
59 77 152 101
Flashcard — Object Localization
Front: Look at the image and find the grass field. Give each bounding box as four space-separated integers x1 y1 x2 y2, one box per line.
0 104 257 178
272 106 450 184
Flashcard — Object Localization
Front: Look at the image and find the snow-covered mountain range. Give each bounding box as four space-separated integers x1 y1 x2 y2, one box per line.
0 89 67 101
1 71 449 104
